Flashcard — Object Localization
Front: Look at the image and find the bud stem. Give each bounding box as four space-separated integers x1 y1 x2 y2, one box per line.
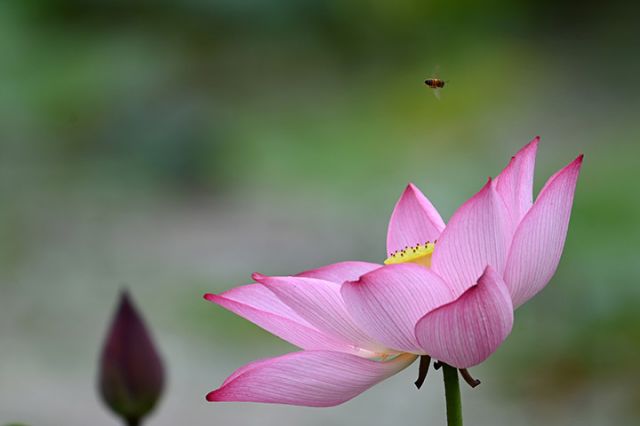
442 363 463 426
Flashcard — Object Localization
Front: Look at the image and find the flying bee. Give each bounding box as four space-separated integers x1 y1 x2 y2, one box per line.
424 78 445 89
424 77 446 99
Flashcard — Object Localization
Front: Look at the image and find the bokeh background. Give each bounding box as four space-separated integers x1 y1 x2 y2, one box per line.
1 0 639 425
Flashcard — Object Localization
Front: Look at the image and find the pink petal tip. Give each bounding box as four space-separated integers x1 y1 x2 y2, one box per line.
251 272 267 282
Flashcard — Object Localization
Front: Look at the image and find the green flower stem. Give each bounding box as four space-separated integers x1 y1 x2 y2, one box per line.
442 364 463 426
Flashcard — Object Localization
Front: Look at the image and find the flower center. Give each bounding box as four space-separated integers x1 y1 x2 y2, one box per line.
384 241 436 268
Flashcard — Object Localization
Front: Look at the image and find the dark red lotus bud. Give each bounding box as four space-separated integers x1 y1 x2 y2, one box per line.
98 290 165 426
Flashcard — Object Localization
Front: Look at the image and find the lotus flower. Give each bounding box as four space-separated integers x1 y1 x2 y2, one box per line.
204 138 582 407
99 290 165 425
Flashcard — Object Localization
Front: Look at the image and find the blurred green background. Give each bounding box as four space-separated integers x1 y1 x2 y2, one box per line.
1 0 639 425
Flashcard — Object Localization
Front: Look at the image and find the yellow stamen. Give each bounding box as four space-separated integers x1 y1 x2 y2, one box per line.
384 242 435 268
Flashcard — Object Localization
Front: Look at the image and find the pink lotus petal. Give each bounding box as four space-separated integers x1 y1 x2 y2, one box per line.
254 274 390 354
219 355 278 387
414 266 514 368
204 286 360 354
386 183 446 256
208 284 302 320
495 137 539 224
504 155 583 308
341 264 454 353
297 261 381 283
431 179 512 296
207 351 416 407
